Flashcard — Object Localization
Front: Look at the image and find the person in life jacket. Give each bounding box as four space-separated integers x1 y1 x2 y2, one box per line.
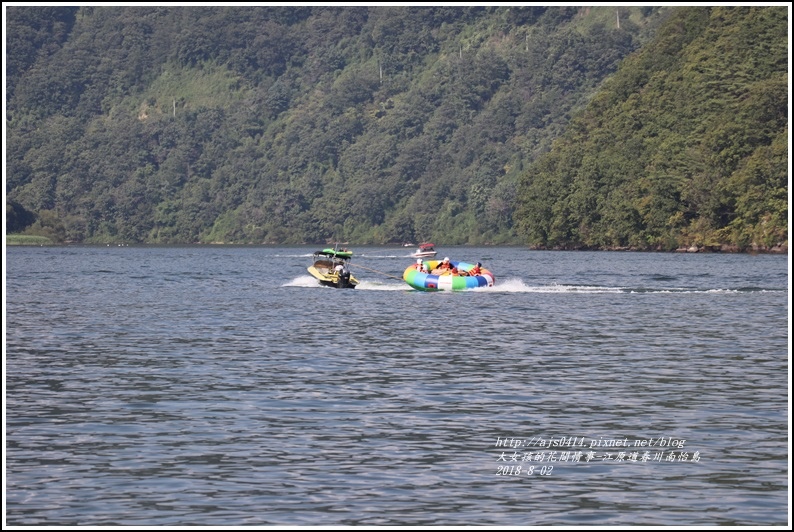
469 262 483 275
334 263 351 286
416 258 428 273
434 257 456 275
437 257 453 270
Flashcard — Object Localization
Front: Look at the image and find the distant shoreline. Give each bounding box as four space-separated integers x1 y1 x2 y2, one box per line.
6 236 787 254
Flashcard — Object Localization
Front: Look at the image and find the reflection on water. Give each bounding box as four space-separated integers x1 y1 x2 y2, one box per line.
5 246 789 525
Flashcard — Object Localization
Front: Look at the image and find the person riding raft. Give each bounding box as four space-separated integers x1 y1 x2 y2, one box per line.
433 257 459 275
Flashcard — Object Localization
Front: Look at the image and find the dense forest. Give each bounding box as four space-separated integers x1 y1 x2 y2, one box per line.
516 7 788 252
4 6 788 252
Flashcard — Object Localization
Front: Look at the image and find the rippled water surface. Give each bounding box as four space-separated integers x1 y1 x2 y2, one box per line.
5 245 789 525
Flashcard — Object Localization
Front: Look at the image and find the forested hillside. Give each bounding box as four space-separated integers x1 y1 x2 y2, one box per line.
5 6 788 252
516 6 788 252
5 5 667 244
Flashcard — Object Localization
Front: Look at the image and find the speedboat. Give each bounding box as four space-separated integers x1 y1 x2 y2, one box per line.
410 242 437 258
307 248 359 288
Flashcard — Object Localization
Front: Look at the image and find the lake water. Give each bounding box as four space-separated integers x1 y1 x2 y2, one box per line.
4 245 790 526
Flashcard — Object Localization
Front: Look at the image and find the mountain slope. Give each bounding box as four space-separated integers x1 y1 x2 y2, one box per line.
515 6 788 251
8 6 786 252
6 5 669 244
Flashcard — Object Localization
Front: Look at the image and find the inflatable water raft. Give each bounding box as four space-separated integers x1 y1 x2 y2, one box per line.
403 259 495 291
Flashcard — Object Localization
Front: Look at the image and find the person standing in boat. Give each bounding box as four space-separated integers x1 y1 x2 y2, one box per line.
334 262 351 287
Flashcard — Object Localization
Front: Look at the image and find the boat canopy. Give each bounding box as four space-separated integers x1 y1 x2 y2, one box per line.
316 248 353 260
418 243 435 250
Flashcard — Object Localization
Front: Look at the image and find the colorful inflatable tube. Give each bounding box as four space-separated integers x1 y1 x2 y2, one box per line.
403 260 495 291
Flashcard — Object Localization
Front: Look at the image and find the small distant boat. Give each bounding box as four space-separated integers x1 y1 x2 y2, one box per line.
410 242 437 258
307 248 359 289
403 259 495 291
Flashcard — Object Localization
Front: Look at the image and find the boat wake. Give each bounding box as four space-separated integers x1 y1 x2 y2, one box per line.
275 253 316 258
355 280 408 291
283 275 326 288
285 275 779 294
355 253 403 259
478 278 774 294
283 275 406 290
